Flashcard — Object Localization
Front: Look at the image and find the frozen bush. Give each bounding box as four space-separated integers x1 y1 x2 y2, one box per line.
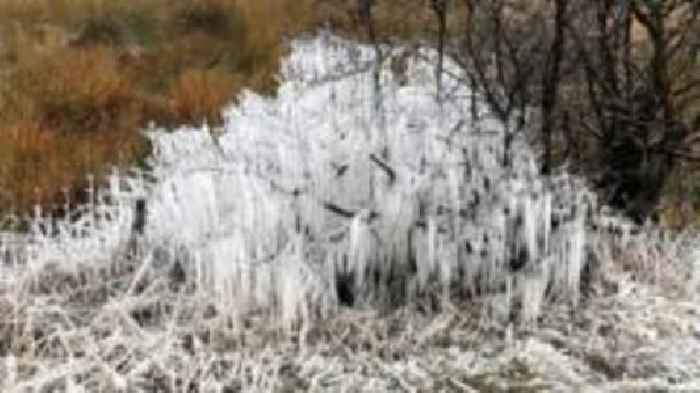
135 34 598 327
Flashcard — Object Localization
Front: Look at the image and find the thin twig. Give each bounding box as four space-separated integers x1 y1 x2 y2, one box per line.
369 154 397 185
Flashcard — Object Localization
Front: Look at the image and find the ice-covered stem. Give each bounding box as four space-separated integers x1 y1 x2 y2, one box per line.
430 0 447 104
357 0 384 123
126 198 147 257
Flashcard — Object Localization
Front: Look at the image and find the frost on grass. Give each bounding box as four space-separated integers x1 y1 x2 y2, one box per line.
0 33 699 392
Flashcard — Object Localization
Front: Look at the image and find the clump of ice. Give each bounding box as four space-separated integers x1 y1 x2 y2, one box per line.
135 33 598 328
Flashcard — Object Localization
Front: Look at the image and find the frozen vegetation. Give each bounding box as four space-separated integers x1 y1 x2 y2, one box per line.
0 32 699 391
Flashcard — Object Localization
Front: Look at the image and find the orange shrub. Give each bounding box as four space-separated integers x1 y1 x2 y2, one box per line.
0 0 325 216
25 46 140 133
168 68 239 126
0 44 148 214
0 120 56 210
0 119 147 214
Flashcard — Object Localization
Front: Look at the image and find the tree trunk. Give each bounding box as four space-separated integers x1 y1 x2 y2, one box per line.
540 0 566 175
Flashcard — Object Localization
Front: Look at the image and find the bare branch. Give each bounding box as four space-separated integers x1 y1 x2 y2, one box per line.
368 153 397 185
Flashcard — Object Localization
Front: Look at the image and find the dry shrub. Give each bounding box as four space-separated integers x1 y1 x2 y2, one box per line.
0 1 52 23
13 45 141 134
0 0 326 214
612 240 686 295
0 119 147 213
0 43 148 213
236 0 317 93
657 193 696 230
174 0 245 38
70 13 128 47
0 120 57 209
168 68 240 126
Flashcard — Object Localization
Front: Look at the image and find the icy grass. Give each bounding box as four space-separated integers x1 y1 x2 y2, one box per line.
0 33 699 391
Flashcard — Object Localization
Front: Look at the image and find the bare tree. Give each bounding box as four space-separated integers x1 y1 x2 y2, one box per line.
540 0 567 175
347 0 700 222
454 0 700 221
457 0 540 168
568 0 700 222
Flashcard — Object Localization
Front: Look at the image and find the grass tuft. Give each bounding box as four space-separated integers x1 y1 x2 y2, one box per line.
168 68 240 126
26 46 138 133
174 0 244 38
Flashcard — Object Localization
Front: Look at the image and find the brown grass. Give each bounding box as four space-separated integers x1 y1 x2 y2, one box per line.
26 46 138 132
0 0 447 218
0 119 147 213
168 68 240 126
0 0 322 217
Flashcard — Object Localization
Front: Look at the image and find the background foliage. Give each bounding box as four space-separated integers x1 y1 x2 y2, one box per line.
0 0 316 216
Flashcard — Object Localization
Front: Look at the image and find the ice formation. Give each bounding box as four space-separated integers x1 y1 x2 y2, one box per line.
0 33 692 330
